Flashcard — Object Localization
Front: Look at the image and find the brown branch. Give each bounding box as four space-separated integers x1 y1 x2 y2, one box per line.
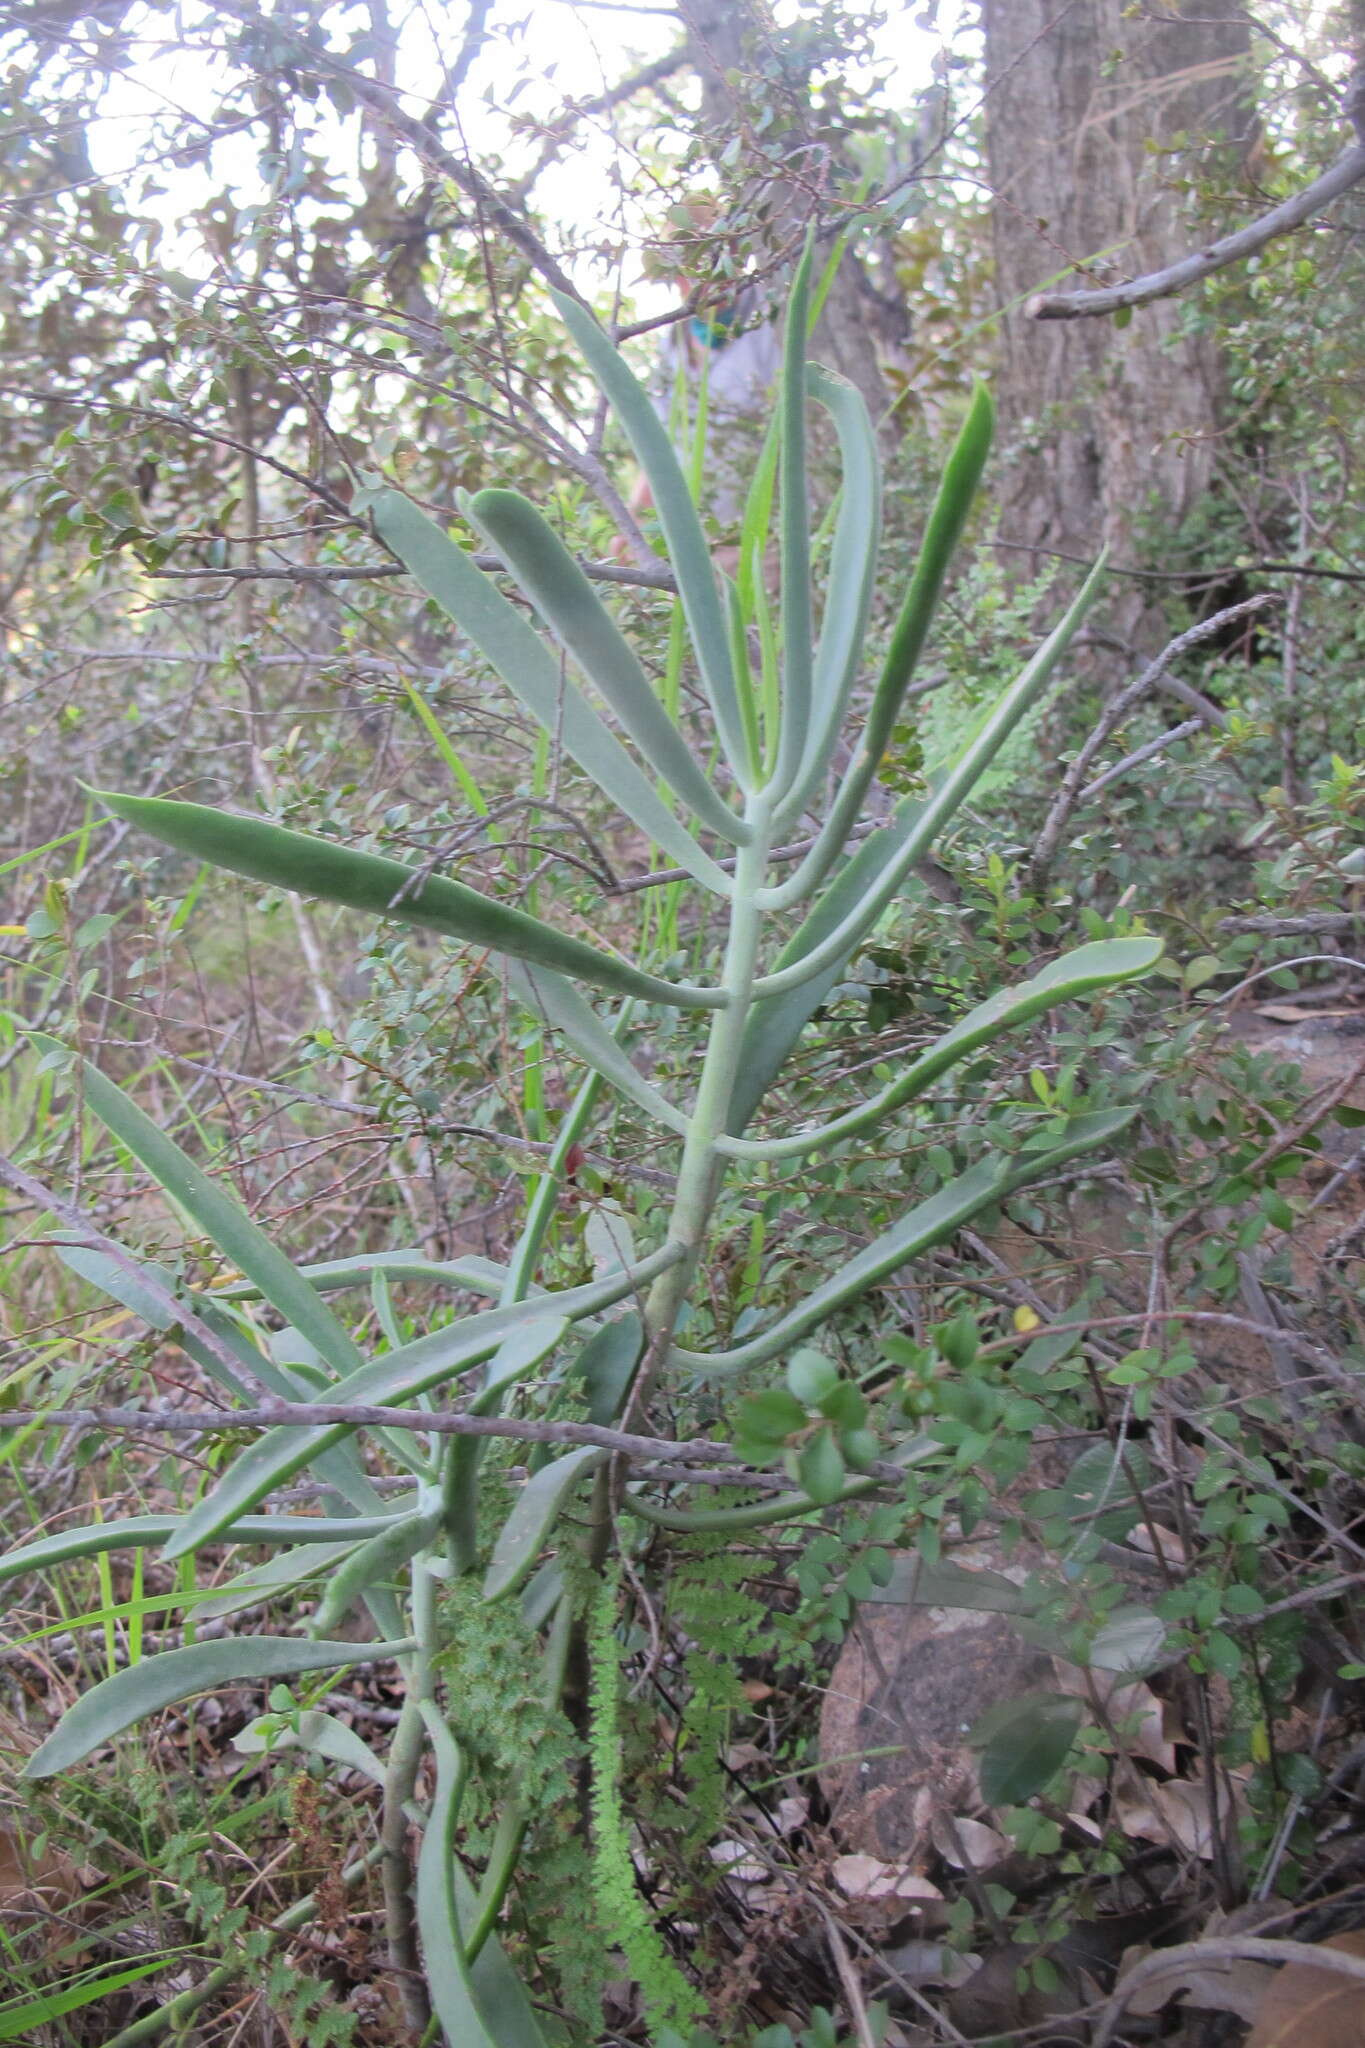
0 1401 743 1464
149 555 677 592
1028 594 1279 891
1215 910 1365 936
1029 116 1365 322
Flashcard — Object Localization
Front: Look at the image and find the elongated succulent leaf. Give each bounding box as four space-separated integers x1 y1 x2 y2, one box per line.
550 291 751 782
464 487 745 844
756 553 1108 994
90 791 724 1010
721 937 1162 1158
0 1511 411 1587
506 963 689 1135
233 1708 388 1789
45 1047 365 1382
372 490 733 892
53 1240 389 1514
679 1108 1137 1374
23 1636 415 1778
165 1315 568 1556
728 799 931 1134
414 1711 496 2048
783 364 880 820
778 382 994 895
772 235 814 797
483 1445 606 1601
197 1538 365 1622
310 1506 443 1634
211 1250 511 1299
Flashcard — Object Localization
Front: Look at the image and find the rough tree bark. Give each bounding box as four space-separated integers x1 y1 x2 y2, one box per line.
981 0 1256 618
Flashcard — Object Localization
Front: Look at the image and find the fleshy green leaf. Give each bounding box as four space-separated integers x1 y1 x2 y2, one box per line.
89 791 725 1011
233 1708 387 1788
756 552 1109 993
165 1314 569 1556
506 963 689 1135
551 291 751 782
728 798 932 1135
483 1445 606 1601
43 1053 366 1383
783 365 880 822
51 1238 389 1516
309 1506 443 1635
721 937 1162 1161
23 1636 415 1778
372 489 734 891
777 382 993 891
771 233 814 798
414 1709 496 2048
463 487 745 845
571 1314 643 1426
0 1510 413 1588
679 1109 1137 1375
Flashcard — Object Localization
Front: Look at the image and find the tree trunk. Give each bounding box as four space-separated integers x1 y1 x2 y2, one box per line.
981 0 1256 626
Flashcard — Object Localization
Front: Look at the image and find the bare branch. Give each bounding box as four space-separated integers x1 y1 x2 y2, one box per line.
1028 593 1280 891
149 556 678 592
1029 118 1365 322
0 1400 741 1464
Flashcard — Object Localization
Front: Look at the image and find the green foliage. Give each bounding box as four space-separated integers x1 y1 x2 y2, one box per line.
10 252 1162 2045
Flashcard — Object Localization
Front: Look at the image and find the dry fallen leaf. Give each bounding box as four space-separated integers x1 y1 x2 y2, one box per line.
1245 1931 1365 2047
709 1840 771 1884
1118 1940 1276 2020
929 1813 1009 1871
0 1821 85 1917
1115 1774 1244 1861
831 1853 944 1903
1051 1663 1177 1771
1125 1520 1187 1566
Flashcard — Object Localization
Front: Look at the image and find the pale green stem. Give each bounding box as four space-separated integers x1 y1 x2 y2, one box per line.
382 1696 433 2034
636 793 774 1393
383 1559 443 2033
